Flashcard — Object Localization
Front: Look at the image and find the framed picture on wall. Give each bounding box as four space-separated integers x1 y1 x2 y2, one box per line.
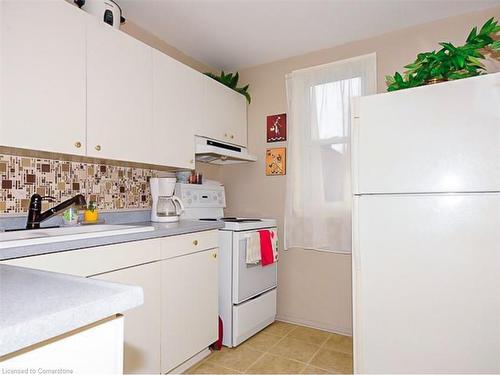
266 147 286 176
266 113 287 142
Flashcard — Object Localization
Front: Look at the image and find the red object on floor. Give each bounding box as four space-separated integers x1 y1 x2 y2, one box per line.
211 316 223 350
259 230 274 266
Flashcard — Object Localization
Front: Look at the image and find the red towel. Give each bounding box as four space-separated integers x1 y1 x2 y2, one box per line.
259 230 274 266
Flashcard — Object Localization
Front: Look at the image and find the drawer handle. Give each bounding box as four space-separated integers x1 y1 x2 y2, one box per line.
193 240 199 246
95 145 102 151
212 252 217 258
74 141 82 148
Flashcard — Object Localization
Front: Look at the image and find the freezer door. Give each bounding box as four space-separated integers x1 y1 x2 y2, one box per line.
232 229 278 304
353 194 500 374
352 73 500 194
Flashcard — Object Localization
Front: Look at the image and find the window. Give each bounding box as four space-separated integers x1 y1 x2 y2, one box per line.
284 54 376 253
312 77 361 204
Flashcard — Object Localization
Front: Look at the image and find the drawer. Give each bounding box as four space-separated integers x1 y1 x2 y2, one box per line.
1 239 161 277
233 288 277 347
160 230 218 260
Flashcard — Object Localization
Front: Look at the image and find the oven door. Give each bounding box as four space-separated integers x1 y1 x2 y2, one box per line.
232 228 278 304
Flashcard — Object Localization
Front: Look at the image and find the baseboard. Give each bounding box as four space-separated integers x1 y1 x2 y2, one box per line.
276 314 352 337
168 347 211 374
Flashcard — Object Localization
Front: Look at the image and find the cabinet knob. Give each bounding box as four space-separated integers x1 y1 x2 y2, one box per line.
193 240 199 246
224 133 228 138
230 134 234 139
95 145 101 151
212 252 217 259
74 141 82 148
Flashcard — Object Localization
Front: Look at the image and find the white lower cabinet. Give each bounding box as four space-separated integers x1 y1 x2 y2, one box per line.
93 262 162 374
1 232 219 374
1 316 124 374
160 248 219 373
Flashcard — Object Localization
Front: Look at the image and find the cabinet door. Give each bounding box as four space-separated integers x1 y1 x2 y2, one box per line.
225 87 247 147
93 262 161 374
161 248 218 373
202 76 247 146
86 18 154 164
2 316 124 373
0 0 86 155
152 50 202 169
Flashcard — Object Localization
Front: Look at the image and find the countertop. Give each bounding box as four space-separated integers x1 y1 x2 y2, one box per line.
0 264 143 356
0 219 224 260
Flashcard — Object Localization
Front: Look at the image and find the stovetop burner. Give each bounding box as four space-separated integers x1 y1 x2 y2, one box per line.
221 217 263 223
198 217 263 223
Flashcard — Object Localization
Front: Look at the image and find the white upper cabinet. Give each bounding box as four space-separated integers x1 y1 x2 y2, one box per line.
86 17 154 163
152 50 203 169
0 0 86 155
201 76 248 147
0 0 249 167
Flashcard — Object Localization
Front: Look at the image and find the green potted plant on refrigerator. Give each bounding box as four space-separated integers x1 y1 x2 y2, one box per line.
386 17 500 91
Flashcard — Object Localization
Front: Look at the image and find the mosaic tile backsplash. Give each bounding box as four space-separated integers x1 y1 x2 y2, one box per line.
0 154 161 214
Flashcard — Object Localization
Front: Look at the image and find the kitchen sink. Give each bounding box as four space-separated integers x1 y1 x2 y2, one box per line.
0 224 155 249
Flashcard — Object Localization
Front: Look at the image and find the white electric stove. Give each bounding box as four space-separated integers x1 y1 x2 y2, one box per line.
177 183 277 347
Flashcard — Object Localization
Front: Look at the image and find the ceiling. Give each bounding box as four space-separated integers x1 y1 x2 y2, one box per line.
119 0 500 71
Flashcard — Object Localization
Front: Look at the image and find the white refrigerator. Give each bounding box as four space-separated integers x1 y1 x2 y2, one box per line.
352 72 500 373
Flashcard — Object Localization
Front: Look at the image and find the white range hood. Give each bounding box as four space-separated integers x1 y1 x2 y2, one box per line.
195 136 257 164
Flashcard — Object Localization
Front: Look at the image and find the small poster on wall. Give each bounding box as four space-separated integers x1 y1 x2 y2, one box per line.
266 113 287 142
266 147 286 176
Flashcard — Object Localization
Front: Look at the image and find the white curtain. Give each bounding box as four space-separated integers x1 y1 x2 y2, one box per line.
284 53 377 253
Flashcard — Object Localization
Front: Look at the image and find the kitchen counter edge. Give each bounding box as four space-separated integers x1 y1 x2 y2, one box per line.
0 220 224 261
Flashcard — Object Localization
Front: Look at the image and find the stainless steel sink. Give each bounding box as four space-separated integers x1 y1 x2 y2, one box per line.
0 224 155 249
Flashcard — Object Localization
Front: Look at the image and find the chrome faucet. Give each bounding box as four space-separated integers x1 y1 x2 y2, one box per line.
26 194 87 229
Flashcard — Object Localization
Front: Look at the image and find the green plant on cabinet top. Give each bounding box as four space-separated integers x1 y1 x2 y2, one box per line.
386 17 500 92
204 71 251 104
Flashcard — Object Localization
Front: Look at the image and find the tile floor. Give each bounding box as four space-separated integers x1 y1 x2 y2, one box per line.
186 321 353 374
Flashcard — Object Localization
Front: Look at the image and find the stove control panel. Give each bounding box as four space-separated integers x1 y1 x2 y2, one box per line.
175 183 226 208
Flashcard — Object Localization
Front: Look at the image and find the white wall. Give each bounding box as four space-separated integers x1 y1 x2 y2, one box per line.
217 5 500 335
124 4 500 335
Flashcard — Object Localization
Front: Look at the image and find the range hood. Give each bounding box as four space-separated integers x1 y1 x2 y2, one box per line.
195 136 257 164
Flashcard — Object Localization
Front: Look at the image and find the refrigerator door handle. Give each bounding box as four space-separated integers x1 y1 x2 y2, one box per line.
351 97 361 195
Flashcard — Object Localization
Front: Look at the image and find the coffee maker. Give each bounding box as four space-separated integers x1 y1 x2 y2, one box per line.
150 177 184 222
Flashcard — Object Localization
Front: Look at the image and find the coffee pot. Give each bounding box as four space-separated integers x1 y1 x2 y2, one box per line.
150 177 184 222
